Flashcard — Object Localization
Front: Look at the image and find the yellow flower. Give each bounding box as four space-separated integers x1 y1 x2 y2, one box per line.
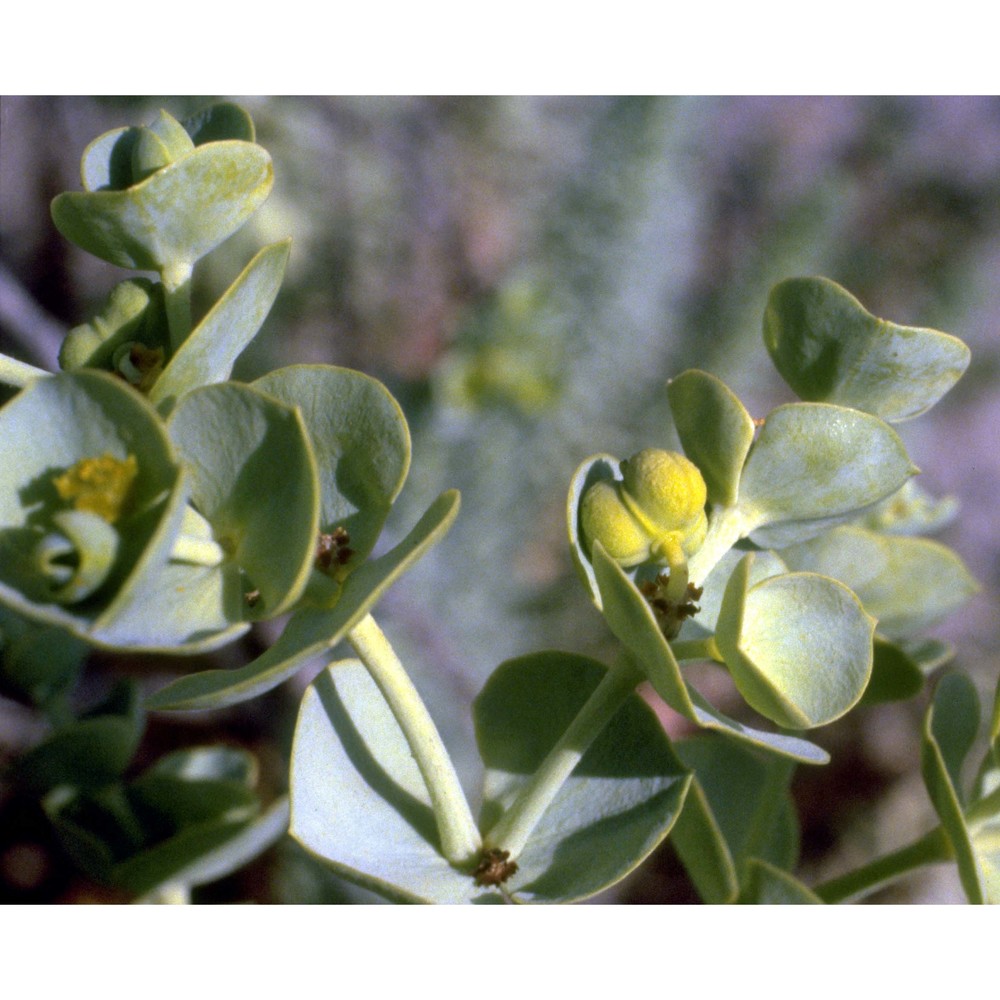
580 449 707 568
53 453 139 524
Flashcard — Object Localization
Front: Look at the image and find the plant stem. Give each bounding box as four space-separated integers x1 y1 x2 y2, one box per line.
483 659 643 858
161 262 193 354
688 505 745 586
0 351 48 388
813 826 951 903
347 613 482 866
670 636 723 663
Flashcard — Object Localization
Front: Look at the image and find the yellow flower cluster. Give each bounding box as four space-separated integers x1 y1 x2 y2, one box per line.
580 449 707 568
53 453 139 524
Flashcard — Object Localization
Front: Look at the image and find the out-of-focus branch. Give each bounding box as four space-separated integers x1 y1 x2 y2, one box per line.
0 262 66 371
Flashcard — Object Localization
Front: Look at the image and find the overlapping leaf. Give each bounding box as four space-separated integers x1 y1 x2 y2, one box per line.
591 545 828 764
764 276 970 422
145 491 459 712
780 524 978 636
715 553 875 730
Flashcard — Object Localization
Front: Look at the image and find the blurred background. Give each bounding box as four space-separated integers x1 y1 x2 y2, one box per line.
1 95 998 903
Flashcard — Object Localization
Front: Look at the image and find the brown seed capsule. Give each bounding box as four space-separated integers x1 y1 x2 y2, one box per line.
472 848 519 887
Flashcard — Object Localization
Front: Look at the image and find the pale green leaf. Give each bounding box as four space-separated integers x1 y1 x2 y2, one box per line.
667 369 755 507
145 491 459 712
764 276 970 422
151 241 290 413
737 402 917 548
715 554 875 729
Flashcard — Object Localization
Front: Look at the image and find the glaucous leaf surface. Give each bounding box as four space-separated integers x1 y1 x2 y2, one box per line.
131 798 290 900
291 659 484 904
182 102 256 145
921 673 988 903
145 491 459 711
16 681 143 792
861 479 959 536
667 369 755 507
254 365 411 568
763 277 970 423
591 545 828 764
52 141 273 271
715 554 876 729
58 278 166 372
0 606 88 706
737 403 916 549
167 381 320 620
738 859 823 904
150 240 291 413
779 525 978 636
670 733 798 903
861 637 925 705
474 653 690 903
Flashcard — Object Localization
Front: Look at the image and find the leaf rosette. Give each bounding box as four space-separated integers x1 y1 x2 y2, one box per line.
0 370 190 647
50 107 272 275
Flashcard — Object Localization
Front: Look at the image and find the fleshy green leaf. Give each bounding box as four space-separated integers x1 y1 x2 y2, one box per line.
667 369 755 507
738 859 823 904
167 381 320 620
779 524 978 636
128 747 259 829
474 652 691 903
291 659 485 904
254 365 411 567
861 637 925 705
58 278 165 372
86 498 249 653
292 652 691 904
900 637 955 676
150 241 291 413
566 454 619 606
80 127 142 192
113 817 257 897
0 606 88 706
145 491 459 712
670 734 799 903
146 110 195 162
861 479 959 536
715 554 875 730
921 673 987 903
131 798 289 900
737 402 917 548
677 545 787 638
17 681 143 792
763 276 970 422
591 544 828 764
182 102 256 145
52 141 273 271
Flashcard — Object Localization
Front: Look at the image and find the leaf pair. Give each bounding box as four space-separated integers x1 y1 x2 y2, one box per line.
51 105 269 276
0 363 413 657
290 652 690 903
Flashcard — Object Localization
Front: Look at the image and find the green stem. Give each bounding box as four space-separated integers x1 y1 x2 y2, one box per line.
483 659 643 858
813 826 951 903
347 613 481 866
161 262 193 354
0 351 48 388
688 505 746 586
652 534 689 602
670 636 723 663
